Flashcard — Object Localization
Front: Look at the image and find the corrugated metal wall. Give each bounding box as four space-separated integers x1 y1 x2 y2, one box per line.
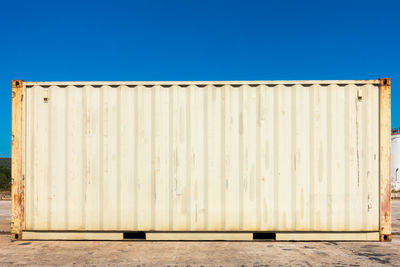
23 81 380 232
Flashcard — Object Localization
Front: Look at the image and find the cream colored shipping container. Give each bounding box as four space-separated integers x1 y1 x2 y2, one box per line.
11 79 392 241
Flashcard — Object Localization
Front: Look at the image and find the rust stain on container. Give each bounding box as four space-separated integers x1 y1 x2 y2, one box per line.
379 78 391 241
11 80 24 240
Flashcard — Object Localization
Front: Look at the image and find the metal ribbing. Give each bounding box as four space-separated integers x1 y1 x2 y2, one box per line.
291 85 297 230
99 86 104 230
203 86 209 229
221 85 226 229
356 86 361 229
273 85 279 229
186 86 192 229
362 85 367 229
81 86 87 229
65 86 69 229
327 85 333 230
117 86 121 229
133 86 138 229
309 85 314 230
29 87 35 229
150 86 156 230
168 86 174 230
344 85 350 229
238 86 244 229
248 86 255 224
47 87 52 230
256 86 261 229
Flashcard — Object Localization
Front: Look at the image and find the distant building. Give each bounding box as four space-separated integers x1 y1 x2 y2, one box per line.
392 128 400 191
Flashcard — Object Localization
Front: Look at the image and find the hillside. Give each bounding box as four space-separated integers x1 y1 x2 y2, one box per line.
0 158 10 169
0 158 11 191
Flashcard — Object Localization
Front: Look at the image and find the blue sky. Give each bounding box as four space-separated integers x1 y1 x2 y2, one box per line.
0 0 399 157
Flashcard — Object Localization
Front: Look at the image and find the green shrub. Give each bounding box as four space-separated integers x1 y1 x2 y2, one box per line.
0 167 11 190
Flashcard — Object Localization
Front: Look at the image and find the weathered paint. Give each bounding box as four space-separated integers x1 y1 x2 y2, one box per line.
22 231 123 240
11 80 24 240
13 80 389 240
379 78 391 241
276 232 379 241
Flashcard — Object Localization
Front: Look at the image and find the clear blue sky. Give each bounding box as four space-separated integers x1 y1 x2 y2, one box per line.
0 0 399 157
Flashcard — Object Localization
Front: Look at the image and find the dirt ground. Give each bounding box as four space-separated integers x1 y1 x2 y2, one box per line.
0 200 399 266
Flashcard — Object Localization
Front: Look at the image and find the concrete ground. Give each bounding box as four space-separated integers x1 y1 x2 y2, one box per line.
393 197 400 234
0 201 10 233
0 200 399 266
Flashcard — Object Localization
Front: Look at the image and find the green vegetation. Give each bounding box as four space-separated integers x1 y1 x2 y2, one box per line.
0 167 11 190
0 158 11 191
0 158 10 169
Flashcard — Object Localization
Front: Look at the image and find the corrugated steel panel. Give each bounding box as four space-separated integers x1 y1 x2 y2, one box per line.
23 81 380 232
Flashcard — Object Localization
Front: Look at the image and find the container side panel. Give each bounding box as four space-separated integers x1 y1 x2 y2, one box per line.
48 86 67 230
137 85 152 230
119 85 135 229
294 84 311 231
66 85 84 229
348 84 361 230
276 84 293 231
84 86 101 230
101 85 119 230
259 85 275 229
310 84 330 230
241 85 257 229
225 85 240 230
206 86 221 230
24 82 380 232
25 86 34 230
318 85 329 230
153 85 170 230
189 85 206 230
31 86 50 230
330 85 346 230
367 84 380 230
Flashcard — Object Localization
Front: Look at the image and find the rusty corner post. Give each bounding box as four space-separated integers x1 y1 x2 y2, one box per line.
379 78 391 241
11 80 24 240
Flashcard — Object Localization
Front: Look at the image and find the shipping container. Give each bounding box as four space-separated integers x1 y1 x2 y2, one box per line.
11 79 391 241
